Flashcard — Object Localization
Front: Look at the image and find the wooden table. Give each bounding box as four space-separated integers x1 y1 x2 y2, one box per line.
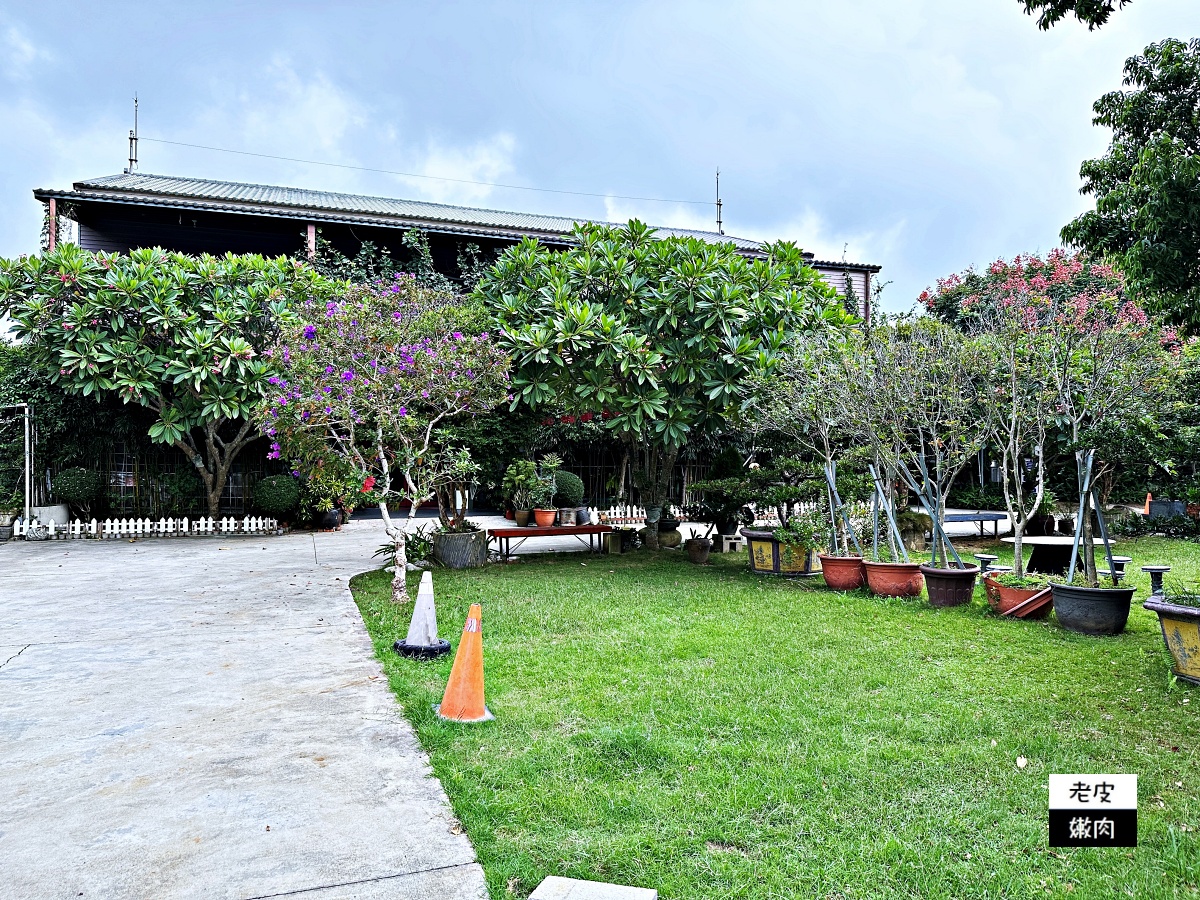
1001 536 1112 576
487 525 613 560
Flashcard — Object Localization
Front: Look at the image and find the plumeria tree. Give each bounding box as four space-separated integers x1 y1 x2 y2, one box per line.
0 244 333 516
260 276 510 602
475 219 851 548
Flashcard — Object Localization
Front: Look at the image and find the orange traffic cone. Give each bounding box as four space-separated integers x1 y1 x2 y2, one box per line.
435 603 494 723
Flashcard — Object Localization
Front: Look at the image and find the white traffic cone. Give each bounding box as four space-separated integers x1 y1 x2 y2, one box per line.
394 571 451 658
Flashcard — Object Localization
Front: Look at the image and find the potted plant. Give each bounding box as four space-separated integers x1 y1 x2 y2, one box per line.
431 449 488 568
502 459 539 527
1052 574 1136 635
1143 586 1200 685
833 324 985 601
684 520 715 564
687 478 753 551
983 571 1053 618
533 454 563 525
0 491 19 541
553 469 586 527
745 507 823 576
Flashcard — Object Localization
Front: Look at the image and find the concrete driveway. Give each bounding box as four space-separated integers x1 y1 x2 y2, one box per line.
0 519 487 900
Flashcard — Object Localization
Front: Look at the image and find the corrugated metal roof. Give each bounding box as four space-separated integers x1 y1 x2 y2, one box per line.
64 172 769 251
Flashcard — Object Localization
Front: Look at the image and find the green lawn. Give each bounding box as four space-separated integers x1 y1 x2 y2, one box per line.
350 537 1199 900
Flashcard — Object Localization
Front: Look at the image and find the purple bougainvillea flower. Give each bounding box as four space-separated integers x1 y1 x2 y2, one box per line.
341 371 355 381
324 365 335 374
398 406 407 416
268 376 280 385
303 325 317 340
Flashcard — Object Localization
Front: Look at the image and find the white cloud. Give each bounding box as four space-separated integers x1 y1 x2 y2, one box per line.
2 26 49 81
602 196 903 269
392 133 518 206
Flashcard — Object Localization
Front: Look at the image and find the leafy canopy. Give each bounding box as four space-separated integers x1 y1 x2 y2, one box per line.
1020 0 1131 30
475 219 851 451
1061 39 1200 331
0 245 331 446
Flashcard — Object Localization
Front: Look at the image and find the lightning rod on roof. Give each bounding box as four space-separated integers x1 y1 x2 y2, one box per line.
125 94 138 174
715 168 723 235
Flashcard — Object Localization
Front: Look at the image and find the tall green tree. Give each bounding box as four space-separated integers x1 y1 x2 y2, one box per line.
0 245 335 516
1062 39 1200 331
1020 0 1132 30
475 220 851 548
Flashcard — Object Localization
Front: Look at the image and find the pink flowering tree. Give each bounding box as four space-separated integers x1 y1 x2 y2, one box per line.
928 251 1178 582
260 277 510 601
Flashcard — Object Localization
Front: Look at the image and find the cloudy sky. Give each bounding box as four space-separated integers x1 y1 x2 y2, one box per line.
1 1 1197 308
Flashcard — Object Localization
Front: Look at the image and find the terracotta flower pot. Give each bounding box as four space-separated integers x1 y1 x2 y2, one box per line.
534 508 557 527
1051 583 1135 636
863 560 924 597
819 554 866 591
920 564 980 607
983 575 1051 618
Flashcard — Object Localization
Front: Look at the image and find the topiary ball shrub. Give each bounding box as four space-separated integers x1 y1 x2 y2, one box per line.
53 467 103 509
253 475 301 518
554 470 586 508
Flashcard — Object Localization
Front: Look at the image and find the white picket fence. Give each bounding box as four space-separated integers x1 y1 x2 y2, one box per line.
11 515 281 541
589 502 811 527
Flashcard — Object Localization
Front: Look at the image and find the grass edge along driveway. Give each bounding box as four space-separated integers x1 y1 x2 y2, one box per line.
351 540 1199 900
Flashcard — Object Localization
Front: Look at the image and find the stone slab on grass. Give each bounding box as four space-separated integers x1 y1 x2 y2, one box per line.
530 875 658 900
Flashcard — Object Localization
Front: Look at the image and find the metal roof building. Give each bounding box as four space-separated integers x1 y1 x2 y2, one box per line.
34 172 881 312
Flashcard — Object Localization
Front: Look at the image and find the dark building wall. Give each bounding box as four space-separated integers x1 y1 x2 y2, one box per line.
73 202 525 282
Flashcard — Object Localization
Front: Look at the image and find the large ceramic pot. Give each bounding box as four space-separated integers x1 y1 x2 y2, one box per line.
1028 514 1057 536
576 506 592 526
514 509 532 527
315 509 341 530
1142 598 1200 685
0 513 14 527
0 524 12 542
432 530 488 569
863 560 924 597
983 575 1051 618
818 555 866 591
685 537 712 564
1051 583 1135 636
558 507 577 526
533 508 557 527
920 564 980 607
741 527 819 575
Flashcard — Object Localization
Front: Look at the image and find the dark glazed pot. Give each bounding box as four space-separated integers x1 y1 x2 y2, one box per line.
432 530 487 569
863 560 924 597
514 509 531 527
819 555 866 591
920 564 980 607
685 537 712 564
1051 583 1135 635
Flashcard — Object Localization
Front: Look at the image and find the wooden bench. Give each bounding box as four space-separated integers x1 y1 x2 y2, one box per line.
487 525 613 560
943 511 1008 537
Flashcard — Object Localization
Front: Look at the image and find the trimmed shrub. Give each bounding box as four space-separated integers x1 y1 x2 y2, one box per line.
253 475 301 518
554 470 586 508
54 467 103 509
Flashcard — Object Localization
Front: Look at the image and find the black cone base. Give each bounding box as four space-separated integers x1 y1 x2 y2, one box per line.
393 638 452 659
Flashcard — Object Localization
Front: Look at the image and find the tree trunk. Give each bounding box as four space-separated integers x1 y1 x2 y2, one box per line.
379 500 411 603
1011 521 1025 579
